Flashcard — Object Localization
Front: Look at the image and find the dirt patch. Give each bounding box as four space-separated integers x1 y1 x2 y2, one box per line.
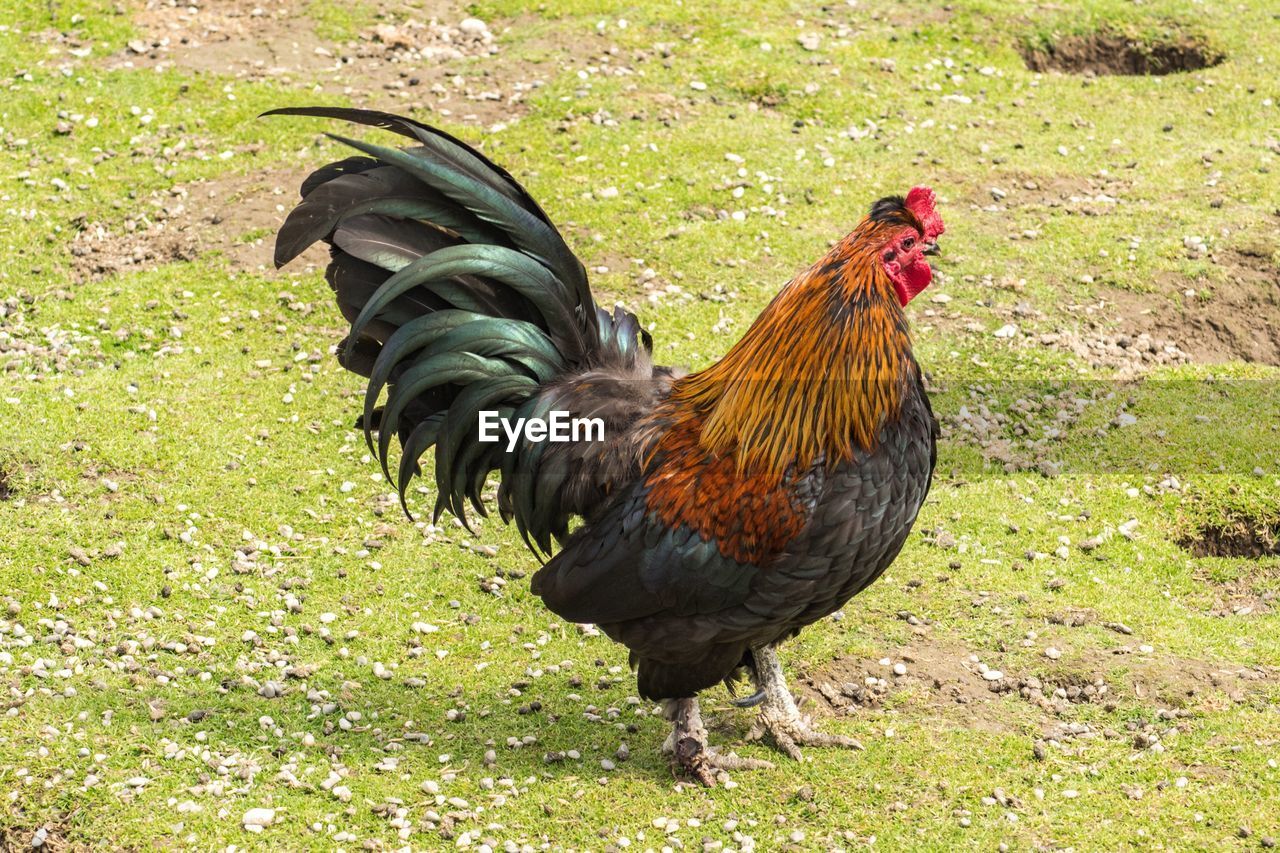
68 168 317 281
1059 649 1273 710
797 636 1022 734
111 0 338 77
971 171 1131 214
108 2 556 128
800 633 1275 734
1103 251 1280 366
110 0 494 78
1197 563 1279 617
1021 28 1224 76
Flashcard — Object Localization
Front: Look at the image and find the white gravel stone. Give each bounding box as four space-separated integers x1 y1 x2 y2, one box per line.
243 808 275 828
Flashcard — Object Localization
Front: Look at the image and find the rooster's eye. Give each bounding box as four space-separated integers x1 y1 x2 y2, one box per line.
902 237 915 250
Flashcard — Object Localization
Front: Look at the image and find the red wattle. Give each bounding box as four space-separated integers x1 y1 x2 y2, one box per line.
894 259 933 306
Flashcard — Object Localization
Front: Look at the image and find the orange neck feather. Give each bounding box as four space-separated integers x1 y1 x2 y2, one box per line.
656 222 914 482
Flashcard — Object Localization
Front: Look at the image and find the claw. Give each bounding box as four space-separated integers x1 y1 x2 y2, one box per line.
729 689 766 708
747 712 864 762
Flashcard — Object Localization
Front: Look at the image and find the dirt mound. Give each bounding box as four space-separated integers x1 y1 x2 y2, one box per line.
1104 251 1280 366
1021 29 1224 76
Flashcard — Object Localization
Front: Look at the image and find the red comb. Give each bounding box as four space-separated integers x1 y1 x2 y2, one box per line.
905 186 944 241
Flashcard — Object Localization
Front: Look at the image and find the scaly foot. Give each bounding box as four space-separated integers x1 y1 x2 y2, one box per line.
745 645 864 761
664 697 775 786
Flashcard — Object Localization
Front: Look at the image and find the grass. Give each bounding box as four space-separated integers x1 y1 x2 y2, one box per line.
2 0 1279 849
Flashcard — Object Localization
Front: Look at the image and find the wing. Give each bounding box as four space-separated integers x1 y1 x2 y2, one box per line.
529 479 765 625
530 425 823 624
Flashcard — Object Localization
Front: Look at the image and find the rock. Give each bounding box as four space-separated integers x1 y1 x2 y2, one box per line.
1078 535 1104 551
993 323 1018 339
243 808 276 829
373 24 414 48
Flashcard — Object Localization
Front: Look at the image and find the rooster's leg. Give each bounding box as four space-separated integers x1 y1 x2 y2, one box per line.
662 697 775 786
746 645 863 761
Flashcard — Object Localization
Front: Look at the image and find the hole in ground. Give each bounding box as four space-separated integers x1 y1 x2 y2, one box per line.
1182 517 1280 559
1021 28 1223 76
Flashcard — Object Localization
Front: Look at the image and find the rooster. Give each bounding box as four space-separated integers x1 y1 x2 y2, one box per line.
267 107 942 784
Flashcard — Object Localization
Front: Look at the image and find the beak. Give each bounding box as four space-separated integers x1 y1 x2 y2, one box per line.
922 241 941 257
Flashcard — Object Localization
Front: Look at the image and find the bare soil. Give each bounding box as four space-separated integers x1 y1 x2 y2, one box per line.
1105 250 1280 365
797 635 1023 734
109 1 583 129
799 630 1275 734
1199 565 1278 618
68 168 318 281
1021 29 1224 77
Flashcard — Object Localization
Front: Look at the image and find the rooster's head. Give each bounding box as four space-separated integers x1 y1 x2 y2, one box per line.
865 186 945 307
